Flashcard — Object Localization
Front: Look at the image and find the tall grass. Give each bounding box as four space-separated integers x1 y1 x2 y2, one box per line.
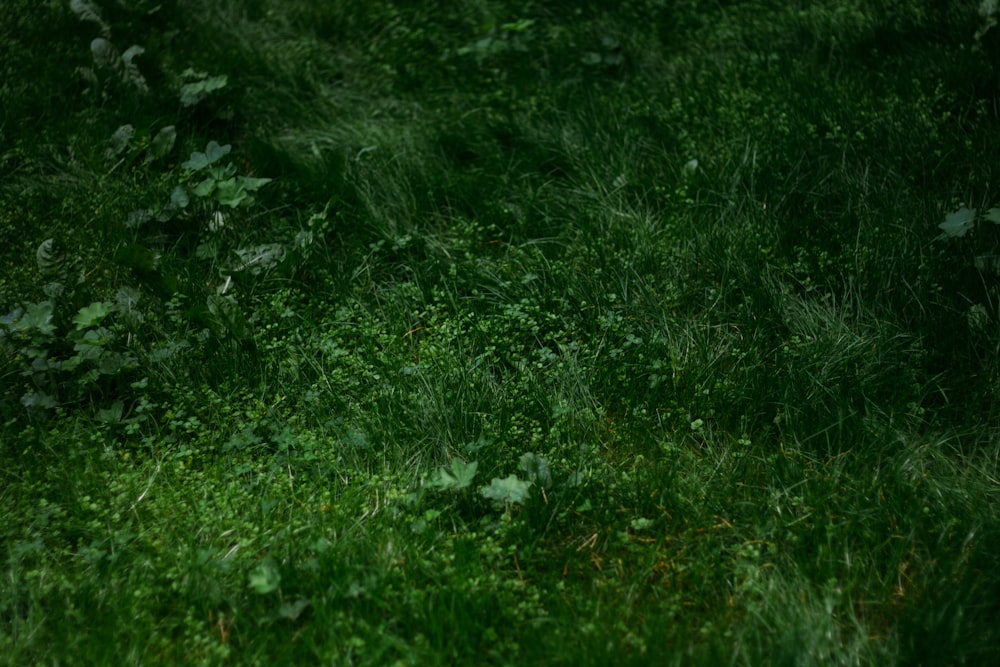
2 1 1000 664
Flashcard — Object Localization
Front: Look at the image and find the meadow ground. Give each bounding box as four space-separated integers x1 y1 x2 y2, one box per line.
2 2 1000 664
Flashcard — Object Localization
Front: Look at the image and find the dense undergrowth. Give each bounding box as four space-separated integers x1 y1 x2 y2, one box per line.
2 1 1000 665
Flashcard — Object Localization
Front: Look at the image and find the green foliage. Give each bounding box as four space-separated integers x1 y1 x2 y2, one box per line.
3 1 1000 664
430 459 479 492
181 140 271 208
179 69 229 107
480 474 531 505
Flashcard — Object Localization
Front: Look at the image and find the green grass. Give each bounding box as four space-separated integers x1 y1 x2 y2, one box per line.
3 1 1000 664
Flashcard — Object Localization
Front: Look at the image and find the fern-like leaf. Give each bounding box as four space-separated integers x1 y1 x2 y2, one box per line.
36 239 68 282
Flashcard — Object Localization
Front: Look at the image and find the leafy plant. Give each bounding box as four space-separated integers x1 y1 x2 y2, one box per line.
71 0 148 95
429 458 479 491
180 140 271 209
455 18 536 64
1 294 138 414
179 68 229 107
481 474 531 505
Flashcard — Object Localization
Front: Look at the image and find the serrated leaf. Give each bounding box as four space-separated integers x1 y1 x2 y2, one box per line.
481 474 531 504
248 564 280 594
938 207 977 238
76 327 112 348
214 178 248 208
432 459 478 491
518 452 552 488
73 302 115 330
12 302 56 336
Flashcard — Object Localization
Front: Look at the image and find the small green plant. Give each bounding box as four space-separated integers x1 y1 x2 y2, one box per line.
179 69 229 108
936 205 1000 307
71 0 149 97
936 206 1000 240
429 458 479 491
0 271 138 415
454 18 536 64
181 140 272 210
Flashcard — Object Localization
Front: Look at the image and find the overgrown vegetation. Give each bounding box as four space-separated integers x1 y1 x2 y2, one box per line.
3 1 1000 664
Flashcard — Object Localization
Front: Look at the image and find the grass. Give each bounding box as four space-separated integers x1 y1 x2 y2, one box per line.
3 0 1000 664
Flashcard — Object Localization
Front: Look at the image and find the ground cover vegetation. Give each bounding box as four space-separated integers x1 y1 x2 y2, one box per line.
2 0 1000 664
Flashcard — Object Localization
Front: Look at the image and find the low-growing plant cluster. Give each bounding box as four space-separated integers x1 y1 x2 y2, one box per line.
2 1 1000 665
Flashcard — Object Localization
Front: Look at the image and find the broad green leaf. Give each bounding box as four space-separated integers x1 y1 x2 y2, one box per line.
73 301 115 330
214 178 248 208
180 74 228 107
481 474 531 504
237 175 272 192
209 163 237 181
21 392 57 409
985 208 1000 224
248 564 280 594
96 401 124 424
98 350 136 375
191 177 216 197
938 207 976 238
432 459 478 491
204 141 231 163
170 185 189 208
12 301 56 336
75 328 112 349
518 452 552 488
182 141 231 171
